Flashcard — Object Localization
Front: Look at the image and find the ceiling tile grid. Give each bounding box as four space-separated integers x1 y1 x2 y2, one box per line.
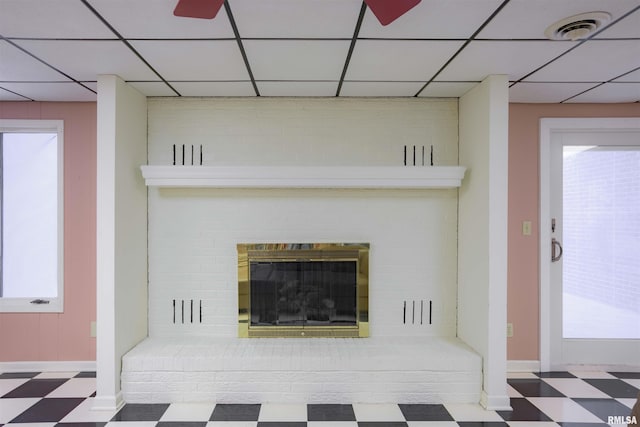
0 0 638 102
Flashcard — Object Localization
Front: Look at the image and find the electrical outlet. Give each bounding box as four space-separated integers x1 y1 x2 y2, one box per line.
522 221 532 236
507 323 514 338
90 321 97 338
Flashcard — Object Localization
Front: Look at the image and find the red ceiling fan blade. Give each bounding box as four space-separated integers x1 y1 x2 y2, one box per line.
364 0 421 26
173 0 224 19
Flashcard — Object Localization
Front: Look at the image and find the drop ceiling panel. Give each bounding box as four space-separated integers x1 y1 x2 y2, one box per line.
418 82 479 98
127 81 178 97
14 40 158 81
509 82 598 103
229 0 362 38
257 81 338 97
477 0 640 39
0 87 31 101
171 81 257 97
613 68 640 82
359 0 504 39
0 0 114 38
566 82 640 103
346 40 464 81
593 8 640 38
340 81 425 97
1 41 69 81
243 40 350 80
527 40 640 82
0 82 96 101
437 40 578 82
131 40 249 81
89 0 235 39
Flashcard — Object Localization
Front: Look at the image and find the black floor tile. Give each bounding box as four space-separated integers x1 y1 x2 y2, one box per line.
210 404 261 421
156 423 208 427
112 403 170 421
2 378 68 398
75 372 97 378
497 398 552 422
507 378 565 397
358 423 408 427
10 398 85 423
397 404 454 421
583 379 640 398
610 372 640 379
557 423 609 426
574 398 635 422
307 404 356 421
0 372 40 379
535 371 577 378
258 423 307 427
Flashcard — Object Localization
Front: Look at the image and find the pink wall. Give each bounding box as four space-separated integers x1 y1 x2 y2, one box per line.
0 102 97 362
507 102 640 360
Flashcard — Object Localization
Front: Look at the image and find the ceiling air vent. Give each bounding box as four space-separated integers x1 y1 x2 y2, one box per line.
545 12 611 41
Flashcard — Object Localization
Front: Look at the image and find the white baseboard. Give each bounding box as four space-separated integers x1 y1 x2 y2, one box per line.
507 360 541 373
92 391 124 412
480 391 512 411
0 360 96 373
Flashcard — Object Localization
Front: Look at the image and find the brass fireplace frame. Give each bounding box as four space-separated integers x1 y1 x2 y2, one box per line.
237 243 369 338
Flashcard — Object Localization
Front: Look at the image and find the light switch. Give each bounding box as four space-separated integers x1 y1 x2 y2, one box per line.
522 221 532 236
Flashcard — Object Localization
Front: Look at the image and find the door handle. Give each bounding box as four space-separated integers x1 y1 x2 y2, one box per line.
551 238 563 262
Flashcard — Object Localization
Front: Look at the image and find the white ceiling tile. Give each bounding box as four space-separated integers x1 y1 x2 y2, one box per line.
0 87 31 101
478 0 640 39
89 0 235 39
127 81 178 97
565 82 640 103
359 0 504 39
257 81 337 97
438 40 578 82
509 82 599 103
0 41 69 81
130 40 249 81
229 0 362 38
594 7 640 38
418 82 479 98
613 68 640 82
171 81 257 97
243 40 350 80
0 0 114 38
528 40 640 82
13 40 158 81
340 81 425 97
346 40 463 81
0 82 96 101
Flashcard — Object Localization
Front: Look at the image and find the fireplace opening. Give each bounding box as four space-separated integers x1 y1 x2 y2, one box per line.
238 243 369 338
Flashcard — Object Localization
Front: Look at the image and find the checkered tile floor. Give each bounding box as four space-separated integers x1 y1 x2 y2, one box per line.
0 371 638 426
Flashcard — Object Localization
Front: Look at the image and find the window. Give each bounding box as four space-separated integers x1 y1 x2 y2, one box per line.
0 120 64 312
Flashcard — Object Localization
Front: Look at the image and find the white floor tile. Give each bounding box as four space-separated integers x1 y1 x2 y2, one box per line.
507 422 560 427
3 423 57 427
0 398 40 423
34 372 78 379
528 397 603 423
617 398 638 409
406 422 458 427
444 403 503 422
507 372 539 379
569 371 617 379
0 378 30 397
541 378 610 398
258 403 307 421
46 378 96 398
623 378 640 390
104 422 158 427
207 422 258 427
60 398 118 423
161 403 216 421
507 384 524 398
352 403 405 421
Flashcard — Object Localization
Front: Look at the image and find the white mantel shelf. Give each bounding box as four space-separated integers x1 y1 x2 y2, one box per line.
140 165 467 189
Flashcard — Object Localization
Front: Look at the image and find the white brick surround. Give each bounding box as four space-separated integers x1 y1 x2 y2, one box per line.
121 97 481 404
121 336 482 404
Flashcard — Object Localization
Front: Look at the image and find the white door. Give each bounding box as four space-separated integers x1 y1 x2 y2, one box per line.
541 118 640 370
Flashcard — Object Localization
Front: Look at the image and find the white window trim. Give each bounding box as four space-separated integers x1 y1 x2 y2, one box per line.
0 119 64 313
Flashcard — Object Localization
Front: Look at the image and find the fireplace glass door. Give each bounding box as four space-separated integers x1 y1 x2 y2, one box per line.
250 261 357 327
